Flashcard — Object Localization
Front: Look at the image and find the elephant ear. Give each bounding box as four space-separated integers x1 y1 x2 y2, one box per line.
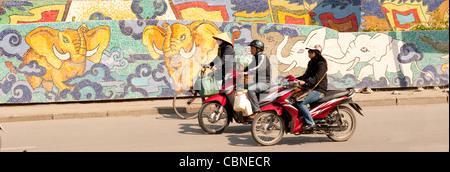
85 26 111 63
26 27 63 69
371 33 393 62
143 25 166 60
305 27 326 50
189 21 220 42
189 21 221 63
337 32 356 55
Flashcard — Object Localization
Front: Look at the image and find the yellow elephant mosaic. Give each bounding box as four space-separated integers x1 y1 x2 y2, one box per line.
21 24 110 94
142 21 221 91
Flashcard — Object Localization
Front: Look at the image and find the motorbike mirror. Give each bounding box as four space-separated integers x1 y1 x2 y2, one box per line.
284 75 297 81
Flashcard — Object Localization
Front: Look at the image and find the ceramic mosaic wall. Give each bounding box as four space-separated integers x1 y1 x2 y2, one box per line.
0 19 448 103
0 0 448 32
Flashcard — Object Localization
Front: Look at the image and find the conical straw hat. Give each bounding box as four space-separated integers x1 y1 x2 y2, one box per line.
213 32 233 46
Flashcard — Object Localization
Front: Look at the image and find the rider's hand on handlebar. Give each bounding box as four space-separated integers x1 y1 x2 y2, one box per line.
298 80 305 86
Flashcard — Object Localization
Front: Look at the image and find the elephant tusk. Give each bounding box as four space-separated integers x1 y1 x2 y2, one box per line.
153 42 164 56
346 57 360 71
282 61 298 73
53 45 70 61
276 35 291 64
180 42 196 59
86 45 100 57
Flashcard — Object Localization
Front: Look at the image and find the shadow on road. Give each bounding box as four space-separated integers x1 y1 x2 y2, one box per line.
177 122 333 147
178 123 204 135
157 114 180 120
178 124 251 135
226 135 332 147
226 135 259 147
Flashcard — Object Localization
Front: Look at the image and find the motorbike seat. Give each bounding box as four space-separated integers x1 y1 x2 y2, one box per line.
315 89 351 104
258 84 279 103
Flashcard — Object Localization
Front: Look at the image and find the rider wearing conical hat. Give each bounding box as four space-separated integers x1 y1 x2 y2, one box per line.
213 32 234 46
205 32 236 86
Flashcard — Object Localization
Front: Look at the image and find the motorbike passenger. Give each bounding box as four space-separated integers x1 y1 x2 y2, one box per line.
294 44 328 130
244 40 272 118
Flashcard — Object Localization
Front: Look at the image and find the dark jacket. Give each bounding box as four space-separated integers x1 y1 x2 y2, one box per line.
244 52 272 84
296 56 327 94
210 43 236 81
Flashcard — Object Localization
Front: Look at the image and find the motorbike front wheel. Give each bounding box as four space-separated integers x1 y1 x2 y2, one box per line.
251 111 284 146
198 101 230 134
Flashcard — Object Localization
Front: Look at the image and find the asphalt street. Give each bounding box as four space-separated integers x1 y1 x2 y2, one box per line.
0 103 448 152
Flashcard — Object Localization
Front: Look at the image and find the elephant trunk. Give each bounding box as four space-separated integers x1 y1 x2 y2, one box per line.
276 35 293 65
162 22 177 58
73 24 88 63
328 41 361 71
251 23 262 40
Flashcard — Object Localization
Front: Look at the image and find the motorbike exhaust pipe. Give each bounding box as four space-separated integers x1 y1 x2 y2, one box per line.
315 125 348 131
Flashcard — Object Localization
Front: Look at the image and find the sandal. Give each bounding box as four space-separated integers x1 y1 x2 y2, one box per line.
248 111 260 119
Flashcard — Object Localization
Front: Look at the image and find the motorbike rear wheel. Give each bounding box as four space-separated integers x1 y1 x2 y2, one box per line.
198 101 230 134
251 111 284 146
326 106 357 142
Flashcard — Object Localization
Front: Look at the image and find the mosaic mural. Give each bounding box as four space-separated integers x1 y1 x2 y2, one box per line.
0 0 448 32
0 0 448 103
0 19 448 103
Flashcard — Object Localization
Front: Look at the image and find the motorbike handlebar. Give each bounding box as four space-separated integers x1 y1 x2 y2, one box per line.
282 81 300 89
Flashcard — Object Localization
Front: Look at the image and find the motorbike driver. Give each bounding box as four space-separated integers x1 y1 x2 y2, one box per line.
294 44 328 130
244 40 272 118
202 33 236 86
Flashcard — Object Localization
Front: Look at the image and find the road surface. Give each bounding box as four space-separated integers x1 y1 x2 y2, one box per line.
0 104 448 152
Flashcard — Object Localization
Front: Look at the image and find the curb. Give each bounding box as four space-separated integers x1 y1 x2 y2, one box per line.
353 92 449 107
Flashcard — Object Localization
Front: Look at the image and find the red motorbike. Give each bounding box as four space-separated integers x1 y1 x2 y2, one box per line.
197 71 278 134
251 75 364 146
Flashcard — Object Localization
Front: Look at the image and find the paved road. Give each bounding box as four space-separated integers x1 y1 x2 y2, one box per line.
0 104 448 152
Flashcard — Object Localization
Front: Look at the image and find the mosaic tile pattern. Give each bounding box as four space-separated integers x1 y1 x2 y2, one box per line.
0 0 448 103
0 20 448 103
0 0 448 31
